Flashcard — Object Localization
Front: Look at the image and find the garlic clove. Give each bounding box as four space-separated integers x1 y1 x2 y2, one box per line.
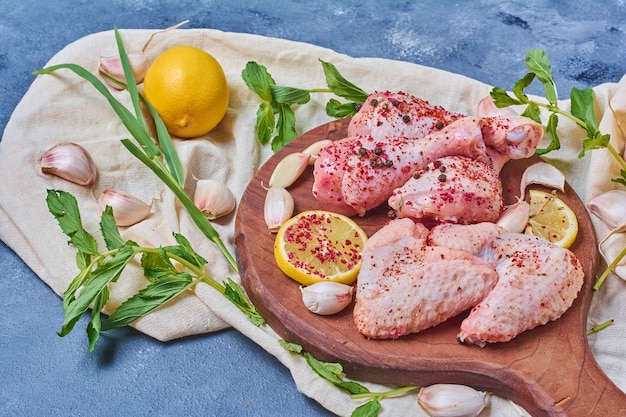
268 152 310 188
417 384 488 417
264 186 294 233
40 142 97 186
520 162 565 200
193 179 236 220
303 139 332 165
587 189 626 232
496 199 530 233
99 189 151 227
300 281 354 315
98 53 149 90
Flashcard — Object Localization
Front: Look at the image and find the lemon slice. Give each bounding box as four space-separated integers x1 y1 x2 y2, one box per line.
274 210 368 286
524 189 578 248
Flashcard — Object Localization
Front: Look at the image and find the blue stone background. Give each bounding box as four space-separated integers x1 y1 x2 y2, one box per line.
1 1 625 416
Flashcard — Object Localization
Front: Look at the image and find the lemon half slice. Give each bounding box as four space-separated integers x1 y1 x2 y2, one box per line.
274 210 368 286
524 190 578 248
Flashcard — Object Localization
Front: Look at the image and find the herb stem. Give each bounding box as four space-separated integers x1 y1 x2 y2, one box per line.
587 319 615 335
593 246 626 290
350 385 420 400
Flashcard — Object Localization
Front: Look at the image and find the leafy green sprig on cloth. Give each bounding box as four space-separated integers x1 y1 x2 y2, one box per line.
48 190 263 351
242 60 369 152
280 340 419 417
34 27 264 350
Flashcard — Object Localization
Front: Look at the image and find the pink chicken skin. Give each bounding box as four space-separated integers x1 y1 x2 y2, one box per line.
353 219 498 339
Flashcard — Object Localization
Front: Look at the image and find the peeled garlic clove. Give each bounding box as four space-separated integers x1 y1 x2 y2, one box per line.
520 162 565 200
303 139 332 165
264 186 294 233
99 53 149 90
40 142 97 186
99 189 151 226
268 152 309 188
417 384 488 417
300 281 354 315
587 189 626 232
496 199 530 233
194 179 237 220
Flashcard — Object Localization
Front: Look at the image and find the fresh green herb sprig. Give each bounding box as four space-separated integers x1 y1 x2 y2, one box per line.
280 340 419 417
490 48 626 186
34 27 265 349
48 190 264 351
242 60 368 152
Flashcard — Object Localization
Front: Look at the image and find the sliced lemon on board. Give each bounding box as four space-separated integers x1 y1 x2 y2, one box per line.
524 189 578 248
274 210 368 286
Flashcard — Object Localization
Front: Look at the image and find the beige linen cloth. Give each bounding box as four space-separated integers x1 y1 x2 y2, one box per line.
1 28 625 416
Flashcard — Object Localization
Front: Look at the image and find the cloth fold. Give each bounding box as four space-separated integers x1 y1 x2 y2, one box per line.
1 28 624 416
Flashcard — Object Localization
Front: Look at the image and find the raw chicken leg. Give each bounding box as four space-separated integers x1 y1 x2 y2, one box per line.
457 233 584 347
348 91 463 141
387 156 504 225
313 116 490 216
353 219 498 339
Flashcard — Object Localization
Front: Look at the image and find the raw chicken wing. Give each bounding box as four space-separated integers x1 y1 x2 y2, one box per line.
353 219 498 339
427 222 506 255
457 233 584 347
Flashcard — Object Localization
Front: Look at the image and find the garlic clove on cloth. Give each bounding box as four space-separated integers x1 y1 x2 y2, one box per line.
264 186 294 233
193 179 237 220
99 189 151 227
268 152 310 188
40 142 97 186
98 53 149 90
587 189 626 232
519 162 565 200
417 384 488 417
300 281 354 315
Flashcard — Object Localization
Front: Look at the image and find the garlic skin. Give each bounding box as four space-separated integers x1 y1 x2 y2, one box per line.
40 142 97 186
303 139 332 165
193 179 237 220
99 189 151 227
99 53 149 90
587 189 626 232
300 281 354 315
496 199 530 233
264 186 294 233
268 152 310 188
417 384 488 417
520 162 565 200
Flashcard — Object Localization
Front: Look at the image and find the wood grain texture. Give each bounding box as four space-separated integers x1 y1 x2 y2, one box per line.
234 118 626 416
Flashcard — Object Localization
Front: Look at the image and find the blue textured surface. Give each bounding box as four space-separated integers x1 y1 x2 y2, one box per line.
1 1 626 416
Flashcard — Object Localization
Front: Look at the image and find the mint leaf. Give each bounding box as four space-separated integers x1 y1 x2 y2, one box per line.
224 278 266 326
512 72 534 103
100 205 125 250
351 399 381 417
270 85 311 105
101 272 193 330
46 189 99 256
536 113 560 155
87 286 109 352
242 61 275 102
570 86 597 131
279 339 303 353
141 249 179 281
256 102 275 144
525 49 558 104
489 87 522 108
580 131 611 157
326 98 359 118
320 60 368 103
272 103 298 152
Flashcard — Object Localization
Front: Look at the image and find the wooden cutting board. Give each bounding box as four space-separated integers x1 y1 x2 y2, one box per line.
234 118 626 416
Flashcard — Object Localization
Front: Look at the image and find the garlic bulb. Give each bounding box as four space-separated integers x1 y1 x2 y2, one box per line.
264 186 294 233
98 53 149 90
496 199 530 233
268 152 310 188
300 281 353 315
417 384 488 417
40 142 97 186
194 179 237 220
520 162 565 200
303 139 332 165
99 189 151 226
587 189 626 232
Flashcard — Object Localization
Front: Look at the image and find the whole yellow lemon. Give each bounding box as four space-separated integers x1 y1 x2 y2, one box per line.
143 45 229 138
